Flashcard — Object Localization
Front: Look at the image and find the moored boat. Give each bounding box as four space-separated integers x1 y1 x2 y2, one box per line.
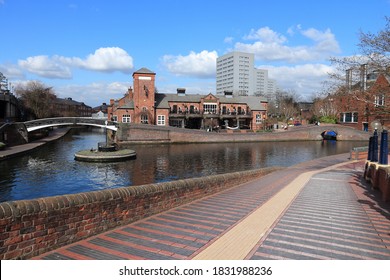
321 130 337 140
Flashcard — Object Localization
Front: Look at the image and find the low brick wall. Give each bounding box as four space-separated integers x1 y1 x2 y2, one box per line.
115 123 369 145
0 166 280 260
364 161 390 202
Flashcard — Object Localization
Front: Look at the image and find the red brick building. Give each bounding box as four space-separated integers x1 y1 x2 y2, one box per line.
336 70 390 131
108 68 268 130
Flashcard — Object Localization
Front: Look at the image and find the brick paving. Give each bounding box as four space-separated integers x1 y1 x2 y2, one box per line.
34 154 390 260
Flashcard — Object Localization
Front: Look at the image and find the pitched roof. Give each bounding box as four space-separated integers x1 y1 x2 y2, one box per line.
134 67 155 75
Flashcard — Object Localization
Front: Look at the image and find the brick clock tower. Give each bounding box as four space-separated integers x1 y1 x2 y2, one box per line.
132 68 156 124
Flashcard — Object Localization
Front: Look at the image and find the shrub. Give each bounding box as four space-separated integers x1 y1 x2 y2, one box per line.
319 116 337 124
0 142 5 150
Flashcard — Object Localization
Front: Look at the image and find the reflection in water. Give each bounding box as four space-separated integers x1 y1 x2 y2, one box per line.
0 128 367 202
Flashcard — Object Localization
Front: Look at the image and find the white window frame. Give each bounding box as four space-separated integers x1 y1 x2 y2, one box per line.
141 114 148 124
374 94 385 107
157 115 165 126
122 114 131 123
204 103 217 114
340 112 358 123
256 114 262 124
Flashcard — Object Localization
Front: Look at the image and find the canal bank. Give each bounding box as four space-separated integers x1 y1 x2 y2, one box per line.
0 127 71 161
115 123 369 145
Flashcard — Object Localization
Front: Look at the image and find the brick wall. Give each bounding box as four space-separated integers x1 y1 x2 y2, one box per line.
364 162 390 202
0 166 280 259
115 123 369 145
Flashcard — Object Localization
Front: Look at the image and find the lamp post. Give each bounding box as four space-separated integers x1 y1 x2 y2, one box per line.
370 120 382 163
105 120 108 147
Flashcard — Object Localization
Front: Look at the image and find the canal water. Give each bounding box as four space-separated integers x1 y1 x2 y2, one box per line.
0 127 367 202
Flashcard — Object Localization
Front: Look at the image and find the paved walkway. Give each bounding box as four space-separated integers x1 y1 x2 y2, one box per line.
32 153 390 260
0 128 70 160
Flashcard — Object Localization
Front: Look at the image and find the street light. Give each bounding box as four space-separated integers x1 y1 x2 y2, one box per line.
371 119 382 132
370 120 382 162
105 120 108 147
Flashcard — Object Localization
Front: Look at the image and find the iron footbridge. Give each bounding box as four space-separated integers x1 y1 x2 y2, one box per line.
23 117 118 132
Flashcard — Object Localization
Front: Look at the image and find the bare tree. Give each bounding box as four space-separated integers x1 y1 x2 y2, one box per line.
321 17 390 127
358 16 390 72
329 17 390 85
15 81 57 119
271 89 299 125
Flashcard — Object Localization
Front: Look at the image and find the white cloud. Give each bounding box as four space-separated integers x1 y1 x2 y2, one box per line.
162 50 218 79
236 26 340 63
301 28 340 53
62 47 134 73
16 47 134 79
224 37 234 44
18 55 72 79
263 63 335 98
0 64 25 79
56 81 130 106
244 26 287 44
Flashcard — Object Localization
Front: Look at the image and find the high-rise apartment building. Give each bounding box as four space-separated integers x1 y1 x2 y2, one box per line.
216 51 277 97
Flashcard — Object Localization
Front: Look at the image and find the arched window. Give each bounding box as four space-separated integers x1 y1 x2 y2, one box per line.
141 114 148 124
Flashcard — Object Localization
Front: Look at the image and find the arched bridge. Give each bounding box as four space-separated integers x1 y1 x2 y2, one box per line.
23 117 118 132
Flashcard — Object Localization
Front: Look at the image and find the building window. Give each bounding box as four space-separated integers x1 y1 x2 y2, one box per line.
256 114 262 124
141 114 148 124
204 103 217 114
375 94 385 107
157 115 165 126
122 114 131 123
340 112 358 123
112 115 118 122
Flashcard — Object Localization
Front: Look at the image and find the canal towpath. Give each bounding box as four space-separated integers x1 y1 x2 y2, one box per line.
33 153 390 260
0 128 70 161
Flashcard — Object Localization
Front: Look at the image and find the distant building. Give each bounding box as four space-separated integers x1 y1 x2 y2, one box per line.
0 72 21 122
91 111 107 119
108 68 268 130
92 103 109 114
335 66 390 131
216 51 277 97
52 97 92 117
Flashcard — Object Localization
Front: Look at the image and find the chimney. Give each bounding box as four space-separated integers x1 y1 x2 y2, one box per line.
346 69 352 91
224 90 233 98
360 64 367 91
177 88 186 96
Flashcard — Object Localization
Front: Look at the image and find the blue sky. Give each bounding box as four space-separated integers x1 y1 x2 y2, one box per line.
0 0 389 107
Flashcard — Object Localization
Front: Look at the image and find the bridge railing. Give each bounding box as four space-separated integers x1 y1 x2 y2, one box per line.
23 117 118 130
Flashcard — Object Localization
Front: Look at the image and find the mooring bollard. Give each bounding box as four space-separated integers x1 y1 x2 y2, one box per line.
379 130 388 165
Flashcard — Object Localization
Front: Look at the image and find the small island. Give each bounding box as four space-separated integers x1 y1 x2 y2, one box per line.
74 148 136 162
